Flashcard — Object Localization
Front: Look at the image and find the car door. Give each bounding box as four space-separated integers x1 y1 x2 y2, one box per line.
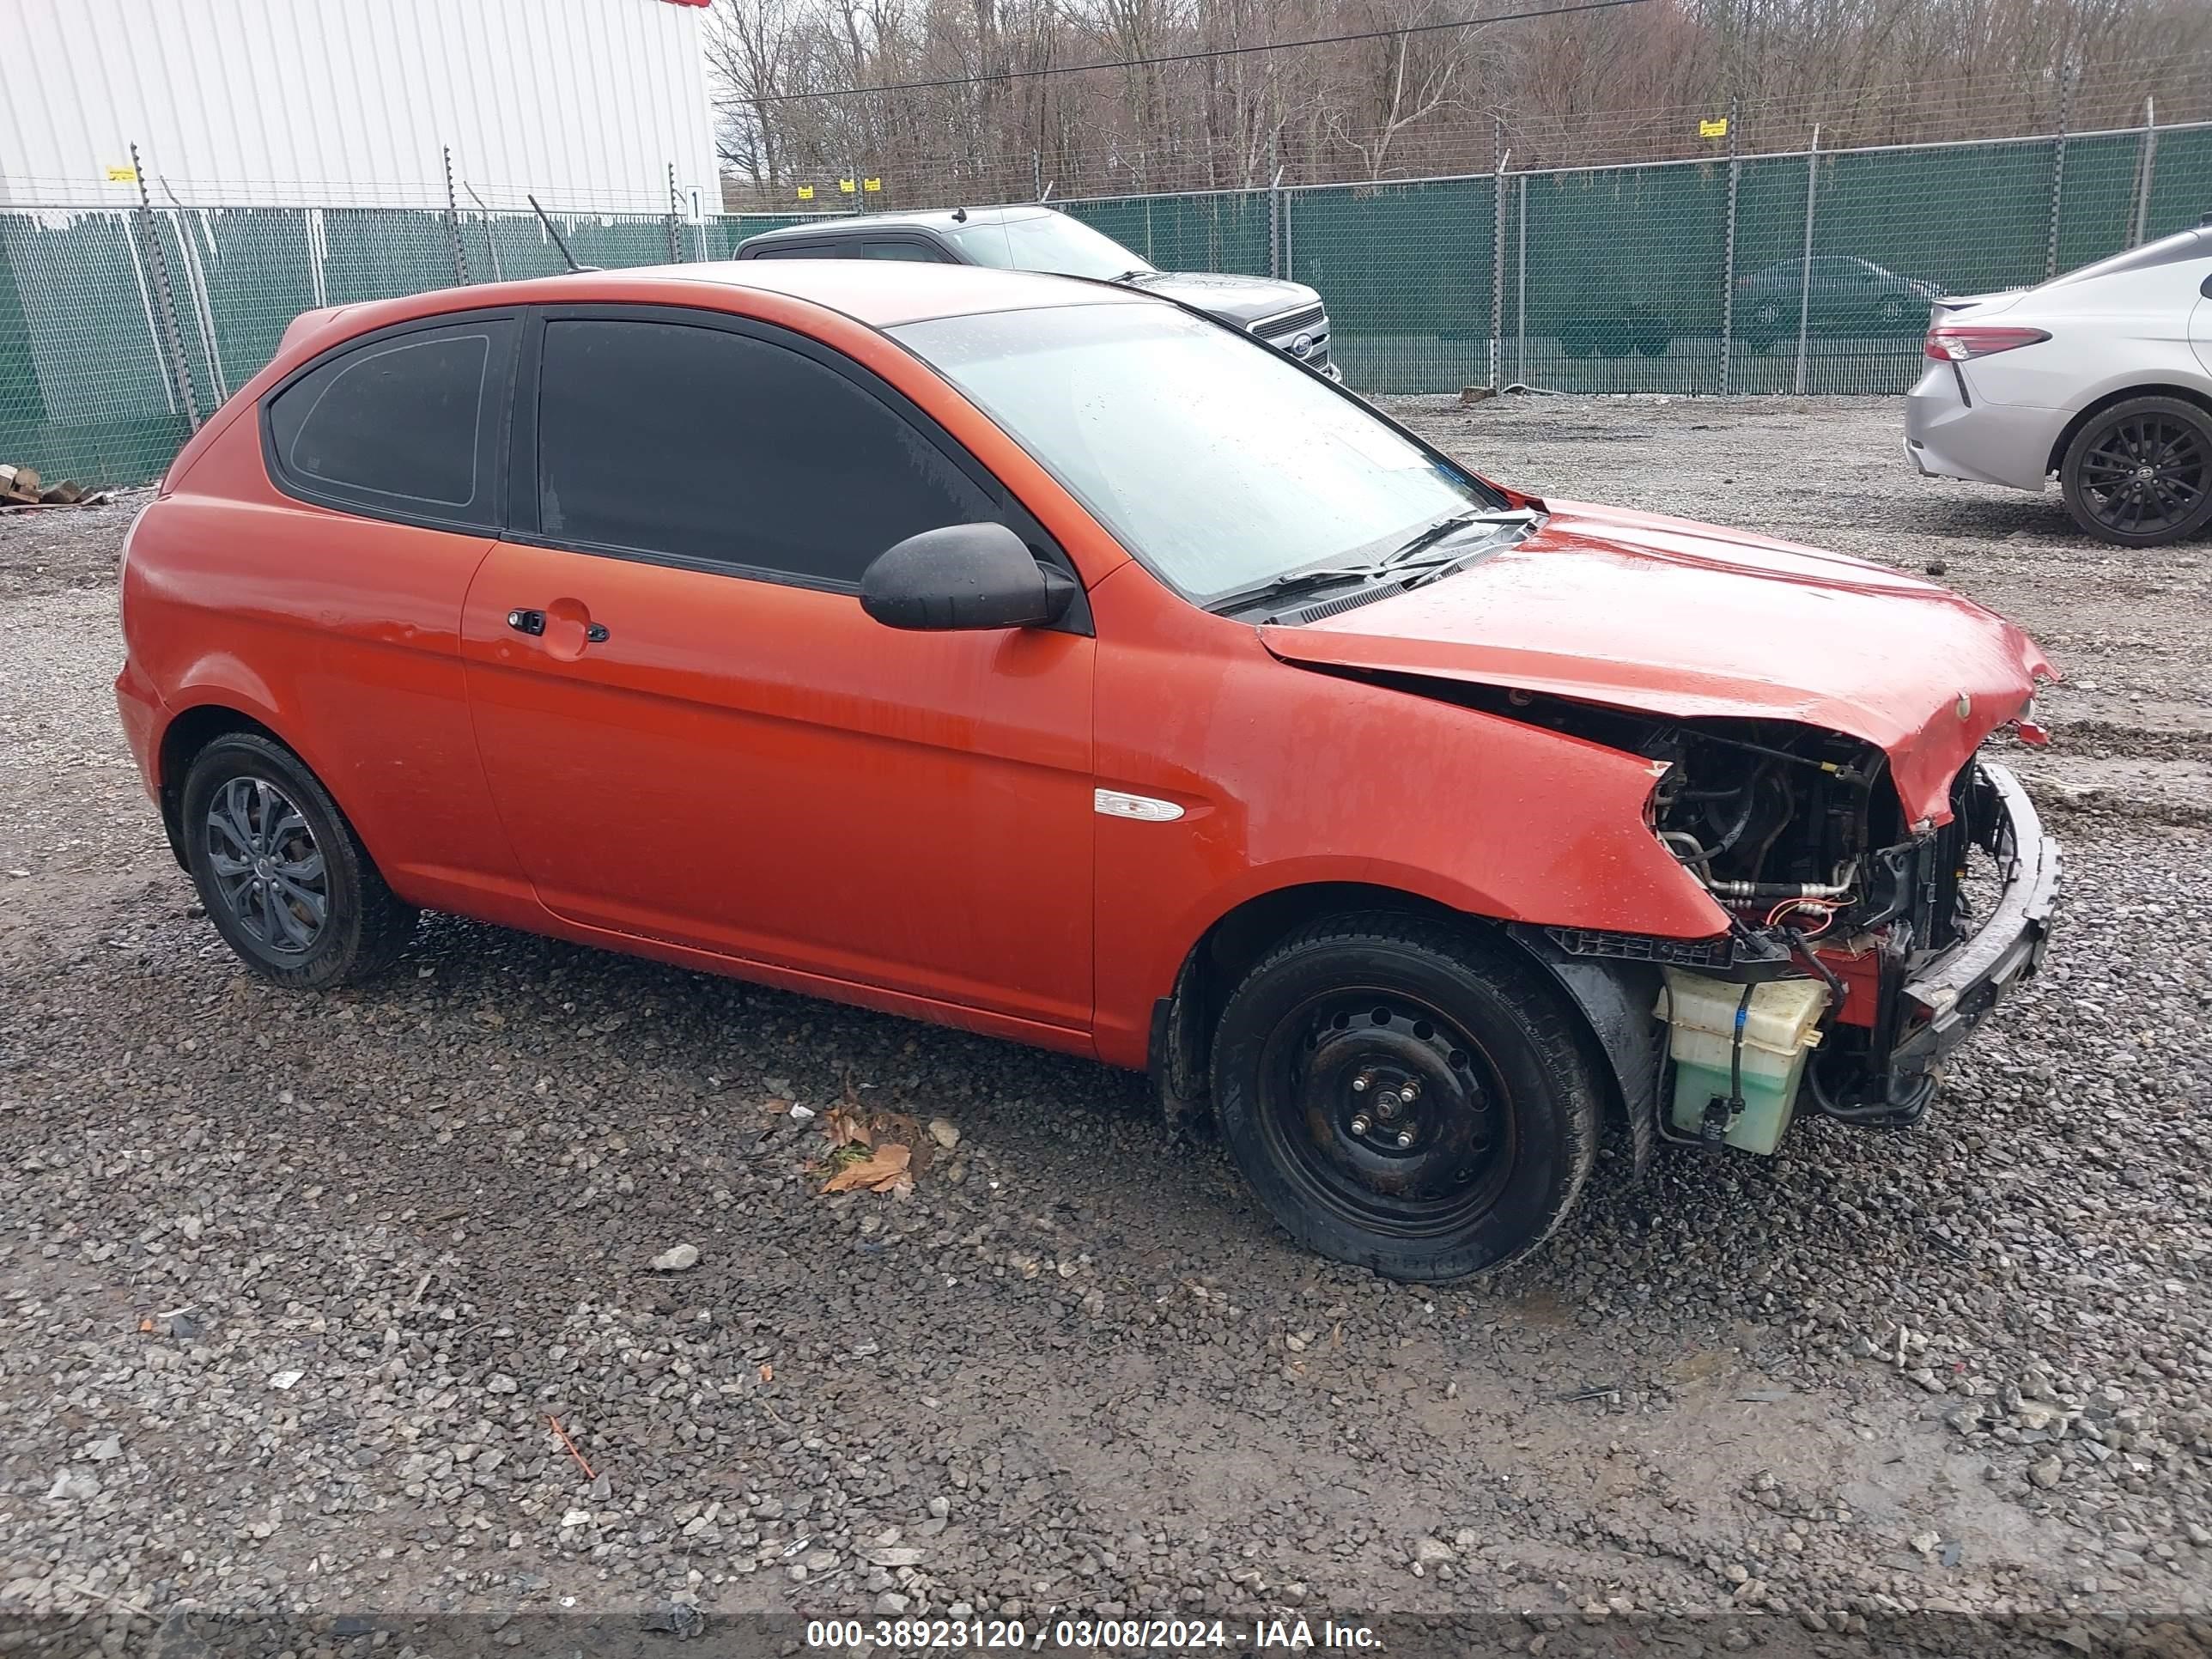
249 312 527 908
458 306 1096 1036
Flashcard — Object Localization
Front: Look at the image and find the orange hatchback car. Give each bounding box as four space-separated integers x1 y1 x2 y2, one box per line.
118 263 2057 1280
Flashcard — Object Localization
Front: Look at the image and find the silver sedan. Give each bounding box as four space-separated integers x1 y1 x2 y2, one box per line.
1905 225 2212 545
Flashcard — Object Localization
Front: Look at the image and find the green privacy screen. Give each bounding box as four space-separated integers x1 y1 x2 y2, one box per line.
4 124 2208 484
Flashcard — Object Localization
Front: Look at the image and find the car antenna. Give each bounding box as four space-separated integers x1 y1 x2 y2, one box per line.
527 194 599 272
951 207 967 223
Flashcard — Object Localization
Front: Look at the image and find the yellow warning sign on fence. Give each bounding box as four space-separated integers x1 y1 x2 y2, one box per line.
797 184 815 200
863 178 882 192
1698 117 1729 139
106 164 138 183
839 178 857 194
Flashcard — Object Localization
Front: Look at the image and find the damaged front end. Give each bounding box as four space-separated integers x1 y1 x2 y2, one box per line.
1440 686 2060 1155
1553 710 2057 1149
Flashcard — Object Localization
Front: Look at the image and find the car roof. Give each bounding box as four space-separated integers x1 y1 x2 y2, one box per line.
740 204 1058 244
430 259 1152 331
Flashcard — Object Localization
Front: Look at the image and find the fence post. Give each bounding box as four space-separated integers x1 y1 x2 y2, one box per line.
463 181 503 281
307 206 329 308
2045 62 2075 279
1268 131 1283 280
442 146 470 284
666 163 683 262
1793 125 1820 397
2130 95 2157 248
131 143 200 431
1516 173 1528 386
1268 167 1284 281
1719 97 1740 396
1488 116 1505 391
158 179 228 403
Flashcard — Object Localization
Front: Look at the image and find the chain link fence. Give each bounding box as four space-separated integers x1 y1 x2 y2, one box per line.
1057 118 2212 398
4 118 2209 486
0 198 828 487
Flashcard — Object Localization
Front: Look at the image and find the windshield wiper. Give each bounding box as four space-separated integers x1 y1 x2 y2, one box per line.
1395 508 1543 589
1382 507 1540 566
1206 508 1543 617
1206 563 1399 614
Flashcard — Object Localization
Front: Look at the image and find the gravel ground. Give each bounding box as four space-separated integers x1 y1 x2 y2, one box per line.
2 398 2208 1657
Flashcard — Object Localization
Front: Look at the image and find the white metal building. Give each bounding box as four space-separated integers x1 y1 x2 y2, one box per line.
0 0 720 214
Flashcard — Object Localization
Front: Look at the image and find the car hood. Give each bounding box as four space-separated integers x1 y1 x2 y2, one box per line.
1258 500 2054 823
1122 270 1322 326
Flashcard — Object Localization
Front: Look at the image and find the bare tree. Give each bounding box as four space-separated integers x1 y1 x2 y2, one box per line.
708 0 2212 209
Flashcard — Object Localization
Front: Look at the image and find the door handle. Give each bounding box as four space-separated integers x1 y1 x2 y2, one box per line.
507 607 609 646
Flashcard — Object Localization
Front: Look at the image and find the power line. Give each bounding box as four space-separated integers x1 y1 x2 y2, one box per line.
754 0 1651 106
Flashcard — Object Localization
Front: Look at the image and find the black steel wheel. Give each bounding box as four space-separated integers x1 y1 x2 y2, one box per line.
2060 395 2212 546
180 732 416 989
1210 914 1601 1281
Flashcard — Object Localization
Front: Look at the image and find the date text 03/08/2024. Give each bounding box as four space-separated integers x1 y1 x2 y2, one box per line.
804 1617 1380 1650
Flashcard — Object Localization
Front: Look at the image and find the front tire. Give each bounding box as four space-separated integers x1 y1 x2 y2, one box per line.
1210 914 1601 1282
2059 396 2212 546
180 733 416 989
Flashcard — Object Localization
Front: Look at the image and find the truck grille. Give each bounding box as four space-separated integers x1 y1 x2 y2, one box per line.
1250 304 1324 342
1251 303 1329 369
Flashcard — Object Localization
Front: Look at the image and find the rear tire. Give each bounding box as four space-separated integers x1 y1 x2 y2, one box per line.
1209 914 1601 1282
2059 395 2212 547
180 733 416 989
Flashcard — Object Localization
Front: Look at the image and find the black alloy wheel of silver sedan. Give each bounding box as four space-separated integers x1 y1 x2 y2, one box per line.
2059 395 2212 547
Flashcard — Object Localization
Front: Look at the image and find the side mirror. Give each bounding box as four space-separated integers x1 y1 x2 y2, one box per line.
859 522 1078 631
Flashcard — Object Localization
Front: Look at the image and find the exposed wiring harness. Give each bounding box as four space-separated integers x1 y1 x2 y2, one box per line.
1765 896 1843 935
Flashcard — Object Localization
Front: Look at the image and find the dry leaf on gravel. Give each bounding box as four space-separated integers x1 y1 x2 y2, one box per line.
823 1141 912 1194
823 1109 872 1149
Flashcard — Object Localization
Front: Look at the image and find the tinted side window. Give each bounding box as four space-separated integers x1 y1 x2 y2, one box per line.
748 241 848 260
864 240 947 262
267 320 513 524
535 318 995 586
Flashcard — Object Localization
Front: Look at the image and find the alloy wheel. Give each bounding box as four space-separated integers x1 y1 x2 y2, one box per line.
204 776 329 954
2077 414 2208 538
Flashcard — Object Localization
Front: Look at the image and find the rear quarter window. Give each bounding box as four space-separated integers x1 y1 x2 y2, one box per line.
264 317 516 528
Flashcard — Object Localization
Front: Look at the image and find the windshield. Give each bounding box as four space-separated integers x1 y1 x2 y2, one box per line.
943 212 1154 281
895 304 1505 605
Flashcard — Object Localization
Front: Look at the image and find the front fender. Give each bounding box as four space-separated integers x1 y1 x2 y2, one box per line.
1089 574 1724 1068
